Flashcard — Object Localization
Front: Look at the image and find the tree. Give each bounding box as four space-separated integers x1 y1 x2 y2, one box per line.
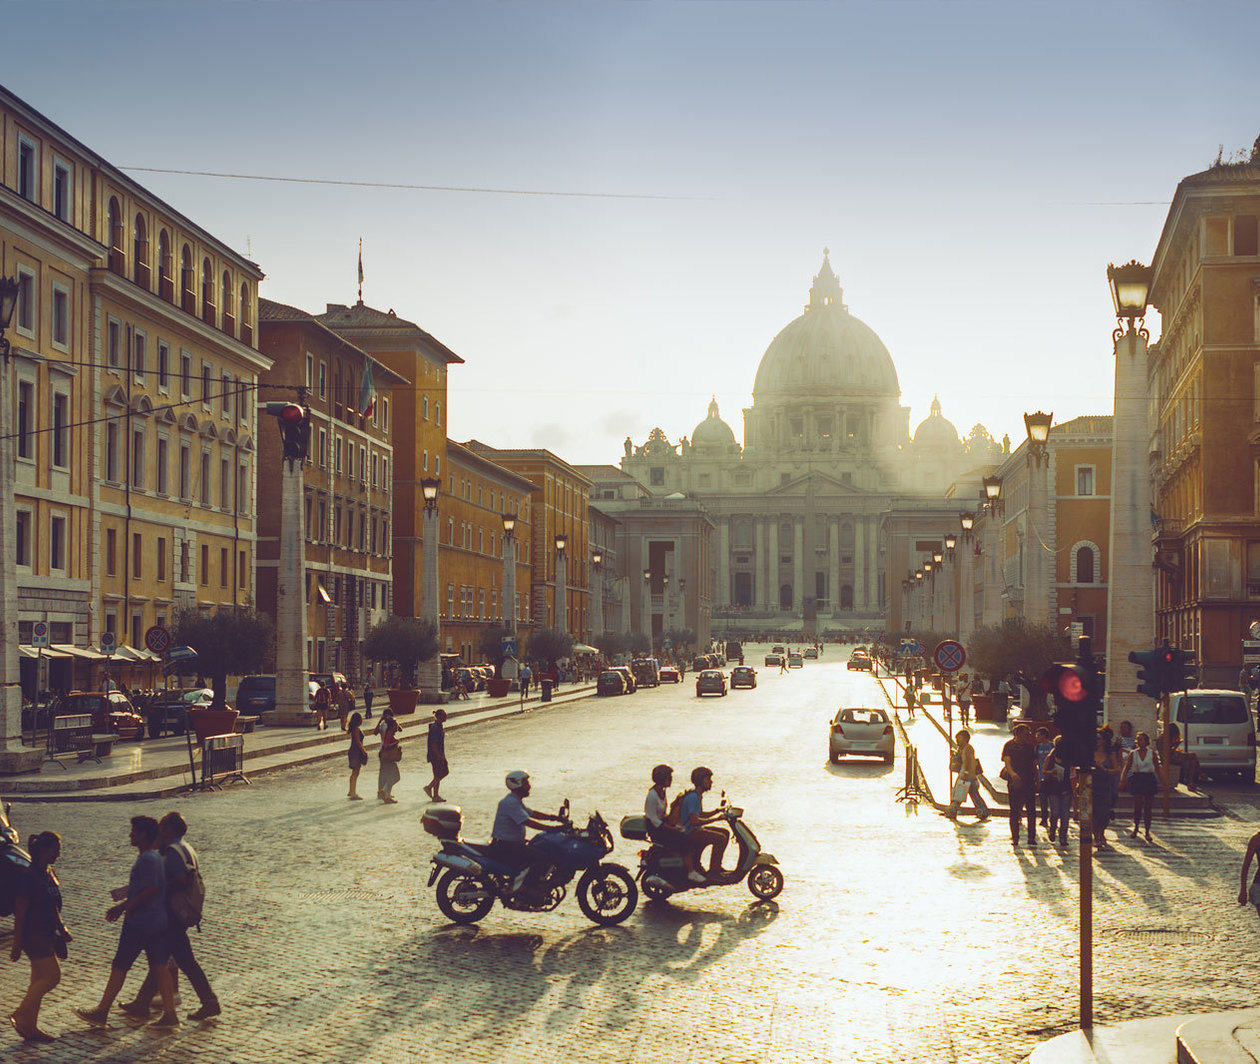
628 632 652 656
593 631 629 659
478 623 515 677
529 627 574 667
172 608 274 710
362 616 439 689
662 628 695 651
967 617 1072 719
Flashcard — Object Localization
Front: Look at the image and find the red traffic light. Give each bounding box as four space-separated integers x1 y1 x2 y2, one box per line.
1039 663 1088 702
263 401 307 423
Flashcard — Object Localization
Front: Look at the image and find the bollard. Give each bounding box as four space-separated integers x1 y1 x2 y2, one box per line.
540 679 553 703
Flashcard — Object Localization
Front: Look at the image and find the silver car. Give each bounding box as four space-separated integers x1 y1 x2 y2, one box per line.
829 707 895 764
1162 689 1256 778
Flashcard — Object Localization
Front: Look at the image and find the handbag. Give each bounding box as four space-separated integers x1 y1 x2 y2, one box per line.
380 744 402 763
950 777 971 804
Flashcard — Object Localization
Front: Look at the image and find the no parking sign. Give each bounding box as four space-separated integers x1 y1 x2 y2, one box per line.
934 639 966 673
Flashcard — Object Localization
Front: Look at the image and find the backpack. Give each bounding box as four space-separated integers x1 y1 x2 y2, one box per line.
166 841 206 929
666 790 690 827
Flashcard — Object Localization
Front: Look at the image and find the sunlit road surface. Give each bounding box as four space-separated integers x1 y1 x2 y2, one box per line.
5 645 1260 1064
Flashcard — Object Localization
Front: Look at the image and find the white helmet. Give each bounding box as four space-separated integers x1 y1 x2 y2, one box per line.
505 770 530 792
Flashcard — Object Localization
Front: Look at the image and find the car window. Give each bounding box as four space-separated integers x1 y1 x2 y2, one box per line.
1176 695 1250 725
839 709 887 725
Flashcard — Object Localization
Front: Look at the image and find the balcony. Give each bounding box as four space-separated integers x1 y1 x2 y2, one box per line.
108 248 125 276
182 289 196 314
201 302 217 327
134 262 151 290
240 323 253 345
221 312 236 338
159 274 174 302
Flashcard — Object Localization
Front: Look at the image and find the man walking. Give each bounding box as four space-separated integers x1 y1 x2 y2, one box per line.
519 664 532 700
120 812 220 1021
76 816 180 1029
362 683 374 720
1002 724 1039 847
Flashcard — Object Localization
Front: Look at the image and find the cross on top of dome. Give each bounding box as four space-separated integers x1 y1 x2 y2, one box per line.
807 248 845 313
707 395 720 419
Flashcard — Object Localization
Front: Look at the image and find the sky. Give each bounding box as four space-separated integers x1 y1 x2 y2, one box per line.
4 1 1258 464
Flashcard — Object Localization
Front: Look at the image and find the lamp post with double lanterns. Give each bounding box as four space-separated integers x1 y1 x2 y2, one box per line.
980 475 1004 627
418 478 446 702
1024 411 1054 629
0 276 42 772
554 533 568 636
590 551 604 637
1104 259 1157 737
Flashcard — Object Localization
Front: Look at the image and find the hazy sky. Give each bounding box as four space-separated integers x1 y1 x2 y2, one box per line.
5 2 1257 464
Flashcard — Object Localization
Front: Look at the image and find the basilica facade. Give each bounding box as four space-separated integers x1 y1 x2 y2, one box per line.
620 253 1005 628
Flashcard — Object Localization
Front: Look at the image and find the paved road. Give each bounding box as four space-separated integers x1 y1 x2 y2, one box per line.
4 645 1260 1063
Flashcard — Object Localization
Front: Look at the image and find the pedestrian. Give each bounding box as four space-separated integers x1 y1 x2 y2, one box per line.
1167 722 1203 791
75 815 179 1029
904 682 917 722
423 708 449 802
347 712 368 800
942 683 953 727
336 684 354 731
1092 728 1121 851
8 831 69 1043
957 677 972 727
374 707 401 804
1034 727 1054 828
119 812 219 1022
1041 736 1072 850
1238 827 1260 918
946 730 989 821
519 664 531 700
1120 731 1166 842
362 683 374 720
1001 724 1039 847
1117 720 1137 755
313 684 330 731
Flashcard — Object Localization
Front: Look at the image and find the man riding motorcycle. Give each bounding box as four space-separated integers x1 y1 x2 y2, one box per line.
678 766 729 878
490 770 567 893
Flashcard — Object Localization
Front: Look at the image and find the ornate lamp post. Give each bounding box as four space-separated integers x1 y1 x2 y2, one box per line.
956 514 975 641
501 513 517 634
981 476 1003 627
1024 410 1054 628
554 533 567 635
418 477 446 701
642 568 652 646
591 550 603 637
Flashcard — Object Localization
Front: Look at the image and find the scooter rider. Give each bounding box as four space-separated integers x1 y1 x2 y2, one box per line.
678 767 729 878
490 771 566 893
645 765 705 884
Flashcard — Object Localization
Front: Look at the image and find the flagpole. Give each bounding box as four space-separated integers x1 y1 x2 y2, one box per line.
357 237 364 304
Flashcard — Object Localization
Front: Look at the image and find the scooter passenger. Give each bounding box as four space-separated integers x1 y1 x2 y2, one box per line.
645 765 705 884
490 770 566 893
679 767 729 879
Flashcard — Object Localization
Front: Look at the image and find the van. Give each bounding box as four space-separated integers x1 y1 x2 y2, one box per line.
1163 689 1256 778
630 658 661 688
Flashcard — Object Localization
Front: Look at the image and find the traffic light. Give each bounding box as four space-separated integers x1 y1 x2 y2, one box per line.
1167 645 1196 693
1128 646 1167 701
1041 660 1099 769
264 402 310 464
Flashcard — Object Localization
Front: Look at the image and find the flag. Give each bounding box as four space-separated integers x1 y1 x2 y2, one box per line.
358 360 377 419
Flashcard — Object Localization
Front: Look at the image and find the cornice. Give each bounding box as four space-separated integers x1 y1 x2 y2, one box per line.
0 186 108 266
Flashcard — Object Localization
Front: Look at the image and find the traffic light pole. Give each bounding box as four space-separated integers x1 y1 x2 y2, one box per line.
1078 766 1093 1029
1162 693 1172 819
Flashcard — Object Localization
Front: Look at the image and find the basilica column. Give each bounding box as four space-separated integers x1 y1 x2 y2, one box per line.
718 517 731 608
855 517 868 613
768 518 779 612
755 519 768 610
793 518 804 613
869 517 880 610
828 517 840 614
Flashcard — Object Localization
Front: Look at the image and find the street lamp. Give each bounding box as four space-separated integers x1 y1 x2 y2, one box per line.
501 512 516 538
944 533 957 553
960 511 974 536
932 550 943 566
1107 259 1152 335
421 477 439 512
0 275 18 361
554 533 568 634
501 512 518 632
592 551 602 567
982 474 1003 515
1024 411 1053 467
554 533 567 554
590 551 603 637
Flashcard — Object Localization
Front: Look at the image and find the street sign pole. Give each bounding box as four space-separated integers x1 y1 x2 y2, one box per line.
1079 767 1093 1029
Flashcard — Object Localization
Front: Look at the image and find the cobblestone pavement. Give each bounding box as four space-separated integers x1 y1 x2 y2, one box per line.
4 645 1260 1063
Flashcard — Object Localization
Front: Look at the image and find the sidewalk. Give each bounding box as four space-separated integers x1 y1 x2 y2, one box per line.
3 682 596 802
1024 1008 1260 1063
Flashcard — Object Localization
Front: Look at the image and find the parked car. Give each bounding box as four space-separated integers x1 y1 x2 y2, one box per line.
596 670 628 696
695 670 728 697
58 692 145 741
804 647 819 660
772 645 786 656
846 651 872 672
233 675 321 719
611 666 637 693
788 653 804 669
630 658 661 688
829 707 895 764
764 653 783 667
140 689 192 738
725 640 744 665
731 665 757 689
1160 689 1257 779
659 666 681 684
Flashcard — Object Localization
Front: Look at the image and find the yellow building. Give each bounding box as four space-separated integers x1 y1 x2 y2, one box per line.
1149 150 1260 684
1 85 268 693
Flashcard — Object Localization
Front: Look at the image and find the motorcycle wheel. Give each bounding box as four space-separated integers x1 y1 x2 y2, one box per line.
747 864 784 901
435 871 495 925
576 864 638 926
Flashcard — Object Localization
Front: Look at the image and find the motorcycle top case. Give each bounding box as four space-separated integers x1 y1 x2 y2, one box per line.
620 814 649 841
421 803 463 841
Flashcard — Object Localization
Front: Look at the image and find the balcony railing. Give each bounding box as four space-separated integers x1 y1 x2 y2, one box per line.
221 312 236 338
159 274 174 302
134 262 151 290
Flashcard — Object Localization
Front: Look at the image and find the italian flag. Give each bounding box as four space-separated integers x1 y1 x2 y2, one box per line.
358 361 377 419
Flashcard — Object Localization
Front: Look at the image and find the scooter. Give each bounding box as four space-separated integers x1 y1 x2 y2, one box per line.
620 796 784 902
0 801 31 919
425 800 639 927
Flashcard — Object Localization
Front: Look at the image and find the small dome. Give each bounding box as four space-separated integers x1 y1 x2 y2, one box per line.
692 397 738 451
912 396 962 452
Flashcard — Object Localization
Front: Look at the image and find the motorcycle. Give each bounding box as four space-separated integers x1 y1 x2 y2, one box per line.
424 800 639 927
0 801 31 919
620 796 784 902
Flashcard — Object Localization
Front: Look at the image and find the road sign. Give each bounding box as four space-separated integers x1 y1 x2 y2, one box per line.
662 637 673 649
500 636 517 658
1069 621 1085 642
934 639 966 673
904 640 924 657
1244 640 1260 665
100 630 116 656
31 621 49 649
144 625 170 655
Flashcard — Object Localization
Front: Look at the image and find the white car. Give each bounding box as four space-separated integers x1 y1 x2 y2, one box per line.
829 707 895 764
1160 689 1257 779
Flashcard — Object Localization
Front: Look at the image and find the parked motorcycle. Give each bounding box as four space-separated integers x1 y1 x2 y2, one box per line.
0 801 31 918
425 800 639 927
620 796 784 902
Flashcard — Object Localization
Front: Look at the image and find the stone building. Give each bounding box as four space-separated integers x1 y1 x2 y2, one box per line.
620 253 999 633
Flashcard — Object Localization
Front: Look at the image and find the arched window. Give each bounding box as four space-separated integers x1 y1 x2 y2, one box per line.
201 258 215 324
239 282 253 344
132 214 149 287
1075 545 1096 584
157 230 172 300
221 271 235 335
180 245 194 312
107 197 124 274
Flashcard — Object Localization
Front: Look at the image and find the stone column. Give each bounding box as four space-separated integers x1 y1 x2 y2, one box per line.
269 459 312 725
1026 455 1052 629
1105 329 1156 734
0 356 43 774
555 549 568 635
641 557 652 639
855 518 868 612
590 558 603 637
718 517 731 608
504 533 517 633
418 503 446 702
829 518 840 614
957 537 974 643
755 520 767 610
793 518 804 613
982 511 1003 628
768 519 779 611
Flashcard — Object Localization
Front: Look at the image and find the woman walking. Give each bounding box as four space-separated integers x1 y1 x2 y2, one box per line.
1091 728 1122 851
8 832 69 1042
1120 731 1167 842
1041 736 1072 850
424 708 449 801
945 730 990 821
347 712 368 800
374 707 401 804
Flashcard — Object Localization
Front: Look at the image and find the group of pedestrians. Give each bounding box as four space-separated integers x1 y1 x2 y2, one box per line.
8 812 217 1043
313 681 372 731
344 706 449 806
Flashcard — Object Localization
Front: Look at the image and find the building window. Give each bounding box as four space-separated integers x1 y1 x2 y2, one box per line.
156 437 169 495
382 398 390 433
131 428 145 488
179 353 191 398
17 135 37 202
179 541 190 583
53 159 71 222
157 230 172 299
16 380 33 460
105 422 119 481
422 395 429 420
133 332 146 381
201 361 211 405
200 544 209 586
1248 543 1260 599
318 361 327 401
335 436 343 474
220 547 229 588
52 393 68 468
1235 216 1259 257
1075 545 1095 584
105 527 117 576
201 258 215 323
219 457 230 509
179 443 190 499
650 467 665 486
133 214 150 288
318 430 327 468
158 343 170 391
306 354 314 392
107 197 124 273
132 533 143 579
51 286 69 348
49 515 66 573
1075 466 1095 496
15 270 35 337
200 451 211 505
435 400 441 427
157 537 166 582
238 549 248 588
16 511 31 568
238 462 248 511
221 374 231 415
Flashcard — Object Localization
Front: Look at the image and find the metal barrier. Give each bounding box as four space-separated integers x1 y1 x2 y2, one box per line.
199 733 249 790
46 713 101 767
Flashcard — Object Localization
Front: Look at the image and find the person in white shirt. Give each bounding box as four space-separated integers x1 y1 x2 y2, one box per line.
645 765 704 883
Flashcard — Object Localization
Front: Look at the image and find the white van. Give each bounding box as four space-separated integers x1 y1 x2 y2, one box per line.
1162 689 1256 778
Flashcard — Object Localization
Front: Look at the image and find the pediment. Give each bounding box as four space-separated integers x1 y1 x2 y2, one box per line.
766 471 864 496
102 385 127 407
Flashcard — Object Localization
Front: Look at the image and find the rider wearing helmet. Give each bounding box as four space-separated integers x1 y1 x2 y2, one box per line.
490 771 566 893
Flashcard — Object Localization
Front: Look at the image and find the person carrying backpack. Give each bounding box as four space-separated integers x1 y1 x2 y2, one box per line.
120 812 219 1021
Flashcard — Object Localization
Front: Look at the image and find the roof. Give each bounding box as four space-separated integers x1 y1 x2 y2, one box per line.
258 298 408 386
1152 148 1260 280
1052 415 1113 438
575 465 638 481
445 441 537 493
463 440 593 487
317 302 465 365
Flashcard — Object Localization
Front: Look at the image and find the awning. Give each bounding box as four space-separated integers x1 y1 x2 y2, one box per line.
50 644 108 661
114 645 161 663
19 645 73 659
571 644 600 656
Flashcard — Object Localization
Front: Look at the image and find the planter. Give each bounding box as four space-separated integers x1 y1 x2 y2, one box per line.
188 708 239 743
387 688 421 715
485 678 512 698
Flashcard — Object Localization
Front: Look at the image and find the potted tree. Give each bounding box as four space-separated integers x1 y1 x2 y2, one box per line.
172 608 273 740
479 623 515 698
363 616 439 715
529 627 574 685
967 617 1071 722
